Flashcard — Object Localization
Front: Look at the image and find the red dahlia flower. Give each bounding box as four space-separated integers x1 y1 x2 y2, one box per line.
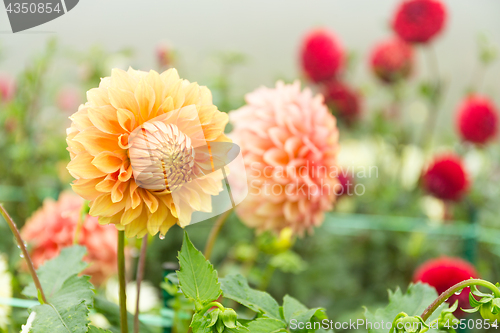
300 28 344 83
392 0 447 44
456 95 498 145
414 257 479 317
370 38 414 84
323 81 361 124
422 154 469 201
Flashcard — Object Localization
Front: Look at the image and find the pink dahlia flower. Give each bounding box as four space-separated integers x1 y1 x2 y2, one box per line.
22 191 118 286
230 81 340 235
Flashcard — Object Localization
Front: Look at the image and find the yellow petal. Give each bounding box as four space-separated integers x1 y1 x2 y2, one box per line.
110 68 138 92
164 80 185 109
182 82 200 107
135 79 155 122
147 202 169 235
120 203 143 226
73 128 121 156
108 87 139 116
91 151 123 174
68 152 107 179
87 106 122 135
146 70 165 116
117 108 137 133
71 177 105 201
90 194 126 217
87 87 110 107
159 212 177 236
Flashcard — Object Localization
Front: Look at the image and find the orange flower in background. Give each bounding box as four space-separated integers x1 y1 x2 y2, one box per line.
66 68 230 238
230 81 340 235
21 191 118 286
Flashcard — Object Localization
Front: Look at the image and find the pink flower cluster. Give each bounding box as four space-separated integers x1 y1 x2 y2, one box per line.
22 191 118 286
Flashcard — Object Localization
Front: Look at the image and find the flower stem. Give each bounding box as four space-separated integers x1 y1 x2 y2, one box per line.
420 278 500 321
204 210 232 260
134 236 148 333
118 230 129 333
0 204 47 304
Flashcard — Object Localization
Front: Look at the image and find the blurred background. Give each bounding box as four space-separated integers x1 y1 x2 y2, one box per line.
1 0 500 332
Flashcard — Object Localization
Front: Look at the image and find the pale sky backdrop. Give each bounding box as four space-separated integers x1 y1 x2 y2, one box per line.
0 0 499 123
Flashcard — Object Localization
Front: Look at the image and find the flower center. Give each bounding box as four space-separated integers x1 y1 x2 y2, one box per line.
129 122 195 192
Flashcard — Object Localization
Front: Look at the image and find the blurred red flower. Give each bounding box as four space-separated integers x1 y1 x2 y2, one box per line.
22 191 118 286
322 80 361 124
57 87 82 112
156 43 172 68
414 257 479 317
370 38 414 84
300 28 344 83
457 95 498 145
422 154 469 201
0 74 16 103
392 0 447 44
335 173 355 197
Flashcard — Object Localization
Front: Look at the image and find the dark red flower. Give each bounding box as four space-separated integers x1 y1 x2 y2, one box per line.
323 81 361 124
370 38 414 84
300 29 344 83
414 257 479 317
422 154 469 201
392 0 447 44
456 96 498 145
335 173 355 197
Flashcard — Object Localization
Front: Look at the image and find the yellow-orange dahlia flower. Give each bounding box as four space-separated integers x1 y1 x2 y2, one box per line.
66 68 230 238
230 81 339 235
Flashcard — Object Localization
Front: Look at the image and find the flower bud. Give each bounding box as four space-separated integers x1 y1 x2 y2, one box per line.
479 300 500 322
207 309 221 328
394 315 429 333
220 308 238 329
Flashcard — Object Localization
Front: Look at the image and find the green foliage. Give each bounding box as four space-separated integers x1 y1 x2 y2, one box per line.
364 283 447 333
178 232 222 310
88 326 113 333
22 246 93 333
220 274 281 320
177 232 328 333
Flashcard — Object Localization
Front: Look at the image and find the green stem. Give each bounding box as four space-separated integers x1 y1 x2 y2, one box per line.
134 236 148 333
420 278 500 321
0 204 47 304
200 301 225 314
118 230 129 333
204 210 232 260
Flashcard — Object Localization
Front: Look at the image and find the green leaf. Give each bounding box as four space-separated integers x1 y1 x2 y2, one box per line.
22 246 94 333
88 326 113 333
364 282 447 333
245 318 287 333
220 274 282 320
283 295 326 332
178 232 222 308
190 312 212 333
23 246 88 299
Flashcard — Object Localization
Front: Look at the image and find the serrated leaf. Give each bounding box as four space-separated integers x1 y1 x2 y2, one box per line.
27 302 90 333
23 246 88 299
178 232 222 308
283 295 325 333
245 318 287 333
364 282 447 333
220 274 282 321
22 246 94 333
